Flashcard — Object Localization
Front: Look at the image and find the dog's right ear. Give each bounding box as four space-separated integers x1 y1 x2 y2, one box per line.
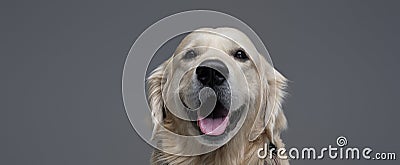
147 61 168 134
249 55 288 142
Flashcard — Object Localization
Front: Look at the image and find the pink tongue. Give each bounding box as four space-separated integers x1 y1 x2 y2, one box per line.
198 117 229 135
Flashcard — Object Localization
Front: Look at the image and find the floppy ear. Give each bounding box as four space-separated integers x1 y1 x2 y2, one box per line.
147 61 168 137
249 56 288 143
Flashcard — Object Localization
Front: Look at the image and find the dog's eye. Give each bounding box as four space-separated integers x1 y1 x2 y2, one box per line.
184 50 197 59
233 49 248 60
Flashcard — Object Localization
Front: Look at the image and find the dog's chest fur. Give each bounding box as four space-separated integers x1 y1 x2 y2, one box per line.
150 120 288 165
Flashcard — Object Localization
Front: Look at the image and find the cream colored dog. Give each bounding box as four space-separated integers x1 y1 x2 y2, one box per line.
147 27 289 165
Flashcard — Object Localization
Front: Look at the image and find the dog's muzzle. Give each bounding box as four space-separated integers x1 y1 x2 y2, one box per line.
194 59 231 136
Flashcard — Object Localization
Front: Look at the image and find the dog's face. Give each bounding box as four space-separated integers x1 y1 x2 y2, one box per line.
148 28 287 150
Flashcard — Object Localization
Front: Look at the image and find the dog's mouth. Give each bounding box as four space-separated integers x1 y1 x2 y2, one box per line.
197 101 229 136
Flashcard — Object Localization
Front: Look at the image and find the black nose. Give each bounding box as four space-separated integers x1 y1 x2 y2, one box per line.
196 60 229 86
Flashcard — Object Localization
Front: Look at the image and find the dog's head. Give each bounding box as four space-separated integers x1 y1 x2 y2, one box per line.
147 27 287 149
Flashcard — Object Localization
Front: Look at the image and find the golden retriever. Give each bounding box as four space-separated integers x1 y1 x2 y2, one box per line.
147 27 289 165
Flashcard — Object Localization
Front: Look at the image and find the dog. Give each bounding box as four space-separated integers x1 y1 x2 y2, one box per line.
147 27 289 165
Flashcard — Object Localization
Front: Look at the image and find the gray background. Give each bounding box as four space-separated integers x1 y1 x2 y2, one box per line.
1 0 399 165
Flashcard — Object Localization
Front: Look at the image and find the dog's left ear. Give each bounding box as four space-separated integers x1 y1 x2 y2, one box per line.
147 60 169 138
249 55 288 143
